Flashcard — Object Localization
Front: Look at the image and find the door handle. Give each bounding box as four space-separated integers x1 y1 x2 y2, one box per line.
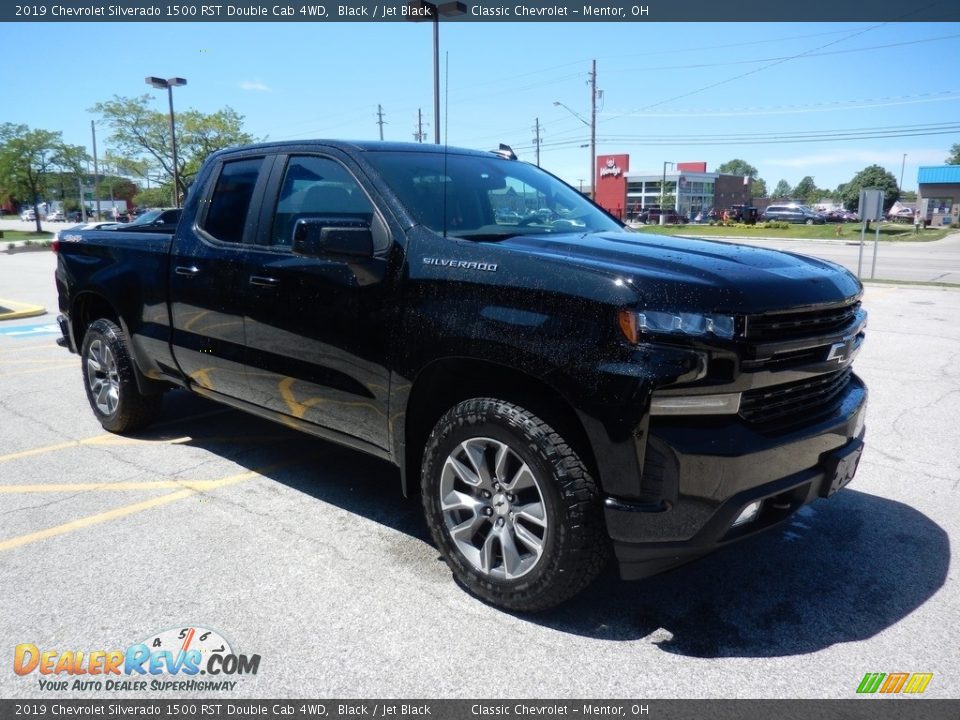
175 265 200 276
249 275 280 287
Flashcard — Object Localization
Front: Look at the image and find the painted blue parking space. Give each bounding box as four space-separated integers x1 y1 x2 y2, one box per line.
0 322 61 339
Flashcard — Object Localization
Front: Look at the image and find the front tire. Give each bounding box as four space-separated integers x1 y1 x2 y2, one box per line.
80 319 162 433
421 398 609 611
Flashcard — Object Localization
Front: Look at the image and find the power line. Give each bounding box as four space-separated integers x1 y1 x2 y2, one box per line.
513 122 960 151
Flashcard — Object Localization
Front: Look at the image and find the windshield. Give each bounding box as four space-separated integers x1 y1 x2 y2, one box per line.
364 151 623 239
127 209 163 226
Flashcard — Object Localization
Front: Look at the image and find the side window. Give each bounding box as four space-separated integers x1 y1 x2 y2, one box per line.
201 157 264 244
271 155 374 247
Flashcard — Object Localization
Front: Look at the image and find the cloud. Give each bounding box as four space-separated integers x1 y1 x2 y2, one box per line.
239 80 272 92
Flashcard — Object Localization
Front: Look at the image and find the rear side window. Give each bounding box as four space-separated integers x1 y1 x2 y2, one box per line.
201 157 264 243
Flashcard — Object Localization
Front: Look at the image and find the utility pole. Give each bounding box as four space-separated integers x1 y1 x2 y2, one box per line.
376 104 386 141
532 117 543 167
589 59 598 199
91 120 102 219
899 153 907 191
414 108 427 143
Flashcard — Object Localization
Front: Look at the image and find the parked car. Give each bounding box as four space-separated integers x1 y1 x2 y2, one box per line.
726 205 758 224
19 208 36 221
123 208 182 233
819 209 849 223
642 208 686 224
760 204 826 225
47 210 66 222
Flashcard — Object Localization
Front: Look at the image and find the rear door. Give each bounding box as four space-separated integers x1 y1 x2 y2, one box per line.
241 152 398 453
168 153 275 400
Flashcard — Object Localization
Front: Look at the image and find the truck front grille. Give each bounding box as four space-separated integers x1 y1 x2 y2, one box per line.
746 301 860 341
739 368 852 430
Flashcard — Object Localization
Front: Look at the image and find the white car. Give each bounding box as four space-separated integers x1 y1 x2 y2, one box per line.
19 209 36 221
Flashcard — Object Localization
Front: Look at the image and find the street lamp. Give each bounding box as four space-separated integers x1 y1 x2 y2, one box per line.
554 100 595 199
406 1 467 144
660 161 674 224
145 76 187 207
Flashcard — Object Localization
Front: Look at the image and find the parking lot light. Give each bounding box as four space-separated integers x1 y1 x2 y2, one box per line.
145 76 187 207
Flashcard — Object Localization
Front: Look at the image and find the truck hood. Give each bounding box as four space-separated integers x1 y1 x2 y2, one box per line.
494 231 861 312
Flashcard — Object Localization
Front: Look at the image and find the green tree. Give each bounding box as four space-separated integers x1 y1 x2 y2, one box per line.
134 186 174 208
792 176 819 205
91 95 257 200
717 159 759 178
946 143 960 164
0 123 82 231
48 144 91 216
772 179 792 198
751 177 768 198
840 165 900 212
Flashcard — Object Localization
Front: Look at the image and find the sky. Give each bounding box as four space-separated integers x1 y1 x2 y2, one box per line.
2 19 959 193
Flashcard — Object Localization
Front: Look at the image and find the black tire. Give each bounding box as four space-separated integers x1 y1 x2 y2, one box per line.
80 319 162 433
421 398 609 611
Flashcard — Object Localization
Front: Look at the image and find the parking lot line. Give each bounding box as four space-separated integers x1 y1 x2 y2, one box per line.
0 478 256 493
0 434 191 464
0 362 78 378
0 468 264 553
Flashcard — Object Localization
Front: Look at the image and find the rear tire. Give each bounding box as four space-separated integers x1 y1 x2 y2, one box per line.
421 398 609 611
80 319 162 433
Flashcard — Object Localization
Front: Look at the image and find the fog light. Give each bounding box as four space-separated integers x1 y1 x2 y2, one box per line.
732 500 762 527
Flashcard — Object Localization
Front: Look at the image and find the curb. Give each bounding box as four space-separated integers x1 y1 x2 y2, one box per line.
0 299 47 321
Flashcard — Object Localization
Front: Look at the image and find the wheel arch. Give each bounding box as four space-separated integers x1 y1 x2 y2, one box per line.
401 357 598 498
72 292 167 396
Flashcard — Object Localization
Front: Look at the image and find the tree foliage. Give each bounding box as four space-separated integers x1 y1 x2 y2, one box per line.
91 95 257 200
772 179 792 198
134 186 175 208
751 177 768 198
946 143 960 165
717 159 759 178
840 165 900 212
0 123 87 231
792 176 819 205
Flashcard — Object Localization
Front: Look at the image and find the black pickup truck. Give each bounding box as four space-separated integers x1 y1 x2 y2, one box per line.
55 141 867 611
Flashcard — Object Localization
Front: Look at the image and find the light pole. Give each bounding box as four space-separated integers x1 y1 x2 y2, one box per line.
406 1 466 144
900 153 907 191
660 161 674 224
145 76 187 207
554 100 595 198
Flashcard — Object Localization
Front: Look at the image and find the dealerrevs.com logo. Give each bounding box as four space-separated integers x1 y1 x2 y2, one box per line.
13 626 260 692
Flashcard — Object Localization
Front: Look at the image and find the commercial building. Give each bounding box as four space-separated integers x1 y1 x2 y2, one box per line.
593 155 751 221
917 165 960 227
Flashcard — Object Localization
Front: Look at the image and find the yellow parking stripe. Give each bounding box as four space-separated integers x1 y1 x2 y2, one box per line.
0 362 77 377
0 469 262 553
0 434 191 464
0 478 248 493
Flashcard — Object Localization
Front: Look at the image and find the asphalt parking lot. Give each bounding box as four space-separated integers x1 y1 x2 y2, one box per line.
0 250 958 700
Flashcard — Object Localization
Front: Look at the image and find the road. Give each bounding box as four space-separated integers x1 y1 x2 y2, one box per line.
674 228 960 285
0 250 957 700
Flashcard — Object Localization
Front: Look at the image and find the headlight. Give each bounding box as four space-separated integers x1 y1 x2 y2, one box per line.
619 309 736 343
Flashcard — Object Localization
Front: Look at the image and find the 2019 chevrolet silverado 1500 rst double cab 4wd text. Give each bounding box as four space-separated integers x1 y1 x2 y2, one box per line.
55 141 867 611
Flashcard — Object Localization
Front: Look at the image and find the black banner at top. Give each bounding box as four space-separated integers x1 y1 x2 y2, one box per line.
3 0 959 22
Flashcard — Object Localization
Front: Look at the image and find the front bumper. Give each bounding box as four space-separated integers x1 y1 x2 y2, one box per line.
605 374 867 580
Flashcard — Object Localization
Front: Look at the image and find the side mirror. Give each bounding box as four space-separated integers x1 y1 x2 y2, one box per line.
292 218 375 260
